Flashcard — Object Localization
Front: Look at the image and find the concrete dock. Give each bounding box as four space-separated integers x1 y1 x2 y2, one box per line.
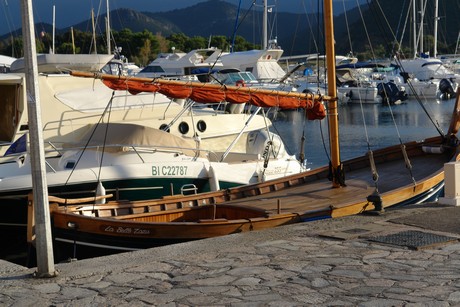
2 202 460 306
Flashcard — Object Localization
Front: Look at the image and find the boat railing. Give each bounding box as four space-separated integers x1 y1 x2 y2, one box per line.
0 140 266 171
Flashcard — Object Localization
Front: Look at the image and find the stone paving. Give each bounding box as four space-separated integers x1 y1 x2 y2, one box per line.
1 203 460 306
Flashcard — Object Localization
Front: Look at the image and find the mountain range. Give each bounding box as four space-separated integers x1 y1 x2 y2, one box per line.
2 0 459 57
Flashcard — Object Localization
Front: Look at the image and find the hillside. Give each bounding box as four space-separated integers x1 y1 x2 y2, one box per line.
2 0 459 57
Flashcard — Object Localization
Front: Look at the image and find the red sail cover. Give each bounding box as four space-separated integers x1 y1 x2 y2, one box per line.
102 79 326 120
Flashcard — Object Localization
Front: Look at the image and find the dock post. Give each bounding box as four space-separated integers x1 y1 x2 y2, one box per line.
439 162 460 206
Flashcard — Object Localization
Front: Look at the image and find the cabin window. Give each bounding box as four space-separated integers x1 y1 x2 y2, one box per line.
159 124 170 133
139 65 165 73
197 120 206 132
178 122 189 135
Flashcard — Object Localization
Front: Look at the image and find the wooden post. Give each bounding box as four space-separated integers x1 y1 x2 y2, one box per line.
27 193 35 245
324 0 342 188
21 0 57 277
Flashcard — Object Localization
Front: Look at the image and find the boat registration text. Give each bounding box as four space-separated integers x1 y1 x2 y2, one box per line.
152 165 188 176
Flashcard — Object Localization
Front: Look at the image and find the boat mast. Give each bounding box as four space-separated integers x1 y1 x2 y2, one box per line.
20 0 56 277
91 8 97 53
324 0 342 187
415 0 428 56
456 31 460 55
263 0 268 50
52 5 55 54
106 0 111 54
71 27 75 54
433 0 438 58
419 0 424 55
413 0 417 57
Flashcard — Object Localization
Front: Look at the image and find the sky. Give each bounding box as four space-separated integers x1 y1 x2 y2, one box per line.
0 0 363 36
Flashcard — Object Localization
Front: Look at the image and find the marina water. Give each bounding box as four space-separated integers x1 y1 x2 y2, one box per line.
273 97 457 169
1 97 457 266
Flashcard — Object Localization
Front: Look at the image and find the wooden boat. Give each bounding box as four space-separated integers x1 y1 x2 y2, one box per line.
27 194 299 252
27 0 460 259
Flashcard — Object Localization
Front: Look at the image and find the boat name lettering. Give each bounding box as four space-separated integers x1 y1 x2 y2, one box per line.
134 228 150 235
152 165 188 176
103 225 150 235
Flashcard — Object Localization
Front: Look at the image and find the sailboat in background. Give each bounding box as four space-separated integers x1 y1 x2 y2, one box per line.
391 0 459 99
39 0 460 259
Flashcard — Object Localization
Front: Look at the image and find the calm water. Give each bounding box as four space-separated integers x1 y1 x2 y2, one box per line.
272 97 457 168
2 97 457 266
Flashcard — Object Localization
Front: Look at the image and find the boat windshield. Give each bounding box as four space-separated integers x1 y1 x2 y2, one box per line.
217 71 257 85
138 65 165 74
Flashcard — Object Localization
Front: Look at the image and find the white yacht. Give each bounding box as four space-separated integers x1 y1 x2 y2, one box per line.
0 55 306 226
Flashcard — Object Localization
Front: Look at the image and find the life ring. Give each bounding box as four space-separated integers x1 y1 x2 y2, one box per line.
235 80 246 87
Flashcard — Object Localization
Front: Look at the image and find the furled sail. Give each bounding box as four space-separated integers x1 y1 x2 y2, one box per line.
70 71 327 120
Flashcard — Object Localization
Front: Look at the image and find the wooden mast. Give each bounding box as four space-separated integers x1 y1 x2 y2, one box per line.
324 0 342 187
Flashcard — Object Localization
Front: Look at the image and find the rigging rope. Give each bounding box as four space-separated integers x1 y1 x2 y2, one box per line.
368 0 444 137
364 0 445 188
342 0 353 56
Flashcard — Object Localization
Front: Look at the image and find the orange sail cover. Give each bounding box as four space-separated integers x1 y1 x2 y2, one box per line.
70 71 327 120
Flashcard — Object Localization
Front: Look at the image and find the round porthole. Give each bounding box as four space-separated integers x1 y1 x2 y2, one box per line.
197 120 207 132
178 122 189 134
159 124 170 133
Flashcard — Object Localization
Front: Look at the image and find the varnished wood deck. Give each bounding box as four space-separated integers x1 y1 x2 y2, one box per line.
222 153 448 218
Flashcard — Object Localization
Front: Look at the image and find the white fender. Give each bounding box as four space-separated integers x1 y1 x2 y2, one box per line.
208 165 220 191
95 181 106 204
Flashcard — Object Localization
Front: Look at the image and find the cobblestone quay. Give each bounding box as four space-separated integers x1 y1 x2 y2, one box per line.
2 203 460 306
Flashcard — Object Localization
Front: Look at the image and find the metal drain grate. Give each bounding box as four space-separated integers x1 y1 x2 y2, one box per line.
369 230 459 250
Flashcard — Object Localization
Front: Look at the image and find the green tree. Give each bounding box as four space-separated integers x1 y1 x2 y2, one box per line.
155 32 169 54
112 28 135 58
185 36 207 50
138 39 152 67
210 35 230 51
167 33 189 52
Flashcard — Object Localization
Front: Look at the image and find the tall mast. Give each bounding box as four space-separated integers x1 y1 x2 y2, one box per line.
52 5 55 54
20 0 56 277
263 0 268 50
456 31 460 55
419 0 424 55
106 0 111 54
433 0 438 57
324 0 341 187
91 8 97 54
413 0 417 57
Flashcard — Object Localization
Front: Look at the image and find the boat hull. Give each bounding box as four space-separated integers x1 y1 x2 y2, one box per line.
50 204 299 257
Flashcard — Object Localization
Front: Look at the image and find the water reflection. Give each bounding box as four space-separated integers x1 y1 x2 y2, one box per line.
272 98 456 168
